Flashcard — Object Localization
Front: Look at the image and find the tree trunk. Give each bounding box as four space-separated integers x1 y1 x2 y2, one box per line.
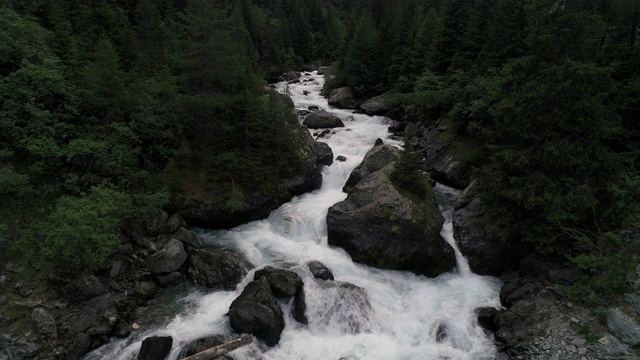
181 335 252 360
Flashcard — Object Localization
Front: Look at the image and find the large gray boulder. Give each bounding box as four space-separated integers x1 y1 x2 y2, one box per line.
146 239 187 274
303 110 345 129
315 141 334 167
328 87 354 109
187 247 252 290
172 227 204 249
228 277 284 347
138 336 173 360
254 266 303 298
308 261 334 281
327 163 455 277
343 144 400 191
607 307 640 346
419 121 473 188
359 94 389 116
31 308 57 339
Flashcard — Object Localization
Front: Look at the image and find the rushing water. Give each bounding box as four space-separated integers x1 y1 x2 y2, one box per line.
86 72 502 360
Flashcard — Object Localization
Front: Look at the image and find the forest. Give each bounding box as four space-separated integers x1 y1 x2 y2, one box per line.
1 0 639 301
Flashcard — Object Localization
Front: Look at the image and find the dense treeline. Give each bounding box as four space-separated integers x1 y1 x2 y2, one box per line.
0 0 345 268
328 0 640 300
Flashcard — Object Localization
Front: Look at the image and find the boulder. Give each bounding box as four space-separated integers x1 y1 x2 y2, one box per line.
548 268 581 285
475 307 499 332
607 307 640 346
179 336 232 359
62 274 107 302
317 66 328 75
109 259 129 278
138 336 173 360
327 163 454 277
254 266 303 298
374 138 384 146
453 198 513 276
228 277 284 347
328 87 354 109
31 308 57 339
292 286 308 324
66 333 92 360
359 94 389 116
495 299 539 344
69 294 119 336
315 141 334 167
282 71 300 82
419 121 473 188
343 144 400 191
303 111 345 129
157 272 184 287
146 239 187 274
172 130 322 229
135 281 157 300
336 155 347 162
172 227 204 249
308 105 320 111
308 260 334 281
165 213 187 234
187 247 252 290
146 210 169 236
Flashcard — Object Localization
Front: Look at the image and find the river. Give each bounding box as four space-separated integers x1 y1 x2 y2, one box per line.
85 71 502 360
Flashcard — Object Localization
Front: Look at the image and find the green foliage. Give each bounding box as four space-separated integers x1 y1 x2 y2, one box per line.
341 13 384 96
390 124 431 198
40 185 134 269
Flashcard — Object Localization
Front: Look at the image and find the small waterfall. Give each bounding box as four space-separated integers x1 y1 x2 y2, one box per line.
434 183 472 277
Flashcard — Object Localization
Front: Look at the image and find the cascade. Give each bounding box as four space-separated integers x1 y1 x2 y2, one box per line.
85 72 501 360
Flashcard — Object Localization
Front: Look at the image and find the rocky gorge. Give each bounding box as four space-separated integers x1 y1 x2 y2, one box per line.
2 71 639 360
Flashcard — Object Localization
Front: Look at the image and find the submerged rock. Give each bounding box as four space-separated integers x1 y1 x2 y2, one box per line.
228 277 284 347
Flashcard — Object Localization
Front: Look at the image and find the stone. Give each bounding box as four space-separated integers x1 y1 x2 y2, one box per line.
135 281 157 300
599 333 633 356
187 247 252 290
475 307 499 332
157 272 184 287
343 144 400 191
67 333 92 360
292 285 308 324
228 277 284 347
254 266 303 298
328 87 354 109
328 163 454 277
172 227 204 249
69 294 119 336
308 105 320 111
607 307 640 346
336 155 347 162
165 213 187 234
549 268 582 285
109 259 129 278
495 300 539 344
146 239 188 274
308 261 334 281
626 293 640 316
305 281 374 334
282 71 300 82
138 336 173 360
418 120 472 188
315 141 334 167
359 94 389 116
146 210 169 236
374 138 384 146
303 110 345 129
62 274 107 302
31 308 57 339
179 335 228 358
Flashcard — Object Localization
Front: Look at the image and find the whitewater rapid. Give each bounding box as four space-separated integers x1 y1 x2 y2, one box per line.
85 71 502 360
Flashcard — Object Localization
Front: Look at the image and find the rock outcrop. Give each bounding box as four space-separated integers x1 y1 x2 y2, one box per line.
359 94 389 116
328 87 354 109
343 144 400 191
254 266 303 298
327 160 455 277
228 277 284 347
303 110 345 129
146 239 188 274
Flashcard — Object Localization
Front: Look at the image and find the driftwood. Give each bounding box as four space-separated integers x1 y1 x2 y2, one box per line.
182 335 253 360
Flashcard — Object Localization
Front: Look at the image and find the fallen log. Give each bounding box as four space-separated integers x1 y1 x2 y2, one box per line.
182 335 252 360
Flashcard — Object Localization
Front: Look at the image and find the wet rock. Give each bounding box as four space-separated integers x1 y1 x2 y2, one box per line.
328 163 454 277
303 110 345 129
374 138 384 146
282 71 301 82
306 281 374 334
495 299 539 344
146 239 187 274
292 286 308 324
316 141 334 167
308 261 334 281
172 227 204 249
179 335 232 358
165 213 187 234
343 144 400 191
187 247 252 290
388 120 406 133
31 308 57 339
138 335 173 360
336 155 347 162
606 307 640 346
308 105 320 111
228 277 284 347
62 274 107 302
359 94 389 116
328 87 354 109
254 266 303 298
419 121 472 188
476 307 499 332
435 323 447 342
135 281 157 300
